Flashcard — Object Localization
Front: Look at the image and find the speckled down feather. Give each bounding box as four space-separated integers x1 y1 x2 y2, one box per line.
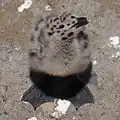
29 12 91 76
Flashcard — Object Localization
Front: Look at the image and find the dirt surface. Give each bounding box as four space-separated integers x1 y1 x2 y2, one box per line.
0 0 120 120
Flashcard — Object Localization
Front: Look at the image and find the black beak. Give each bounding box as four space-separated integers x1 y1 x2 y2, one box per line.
76 17 89 28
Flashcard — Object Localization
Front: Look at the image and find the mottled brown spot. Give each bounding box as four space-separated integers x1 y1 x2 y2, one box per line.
63 17 66 21
48 32 54 36
54 17 59 21
50 19 52 23
59 24 64 29
51 27 53 31
61 33 65 35
67 23 70 26
68 32 74 37
62 37 68 40
53 25 56 28
72 21 75 24
57 31 60 33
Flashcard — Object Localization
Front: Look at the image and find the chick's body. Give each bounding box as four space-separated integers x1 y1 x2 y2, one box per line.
29 12 90 77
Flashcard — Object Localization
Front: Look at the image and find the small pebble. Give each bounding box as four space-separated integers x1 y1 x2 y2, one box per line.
51 99 71 118
73 116 76 120
15 47 20 51
45 5 52 11
18 0 32 12
92 60 97 65
109 36 120 48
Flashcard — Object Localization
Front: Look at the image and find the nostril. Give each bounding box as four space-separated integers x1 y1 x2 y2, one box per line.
68 32 74 37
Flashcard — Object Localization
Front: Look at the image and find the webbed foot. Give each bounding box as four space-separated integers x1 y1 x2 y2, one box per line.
21 85 54 109
68 86 94 110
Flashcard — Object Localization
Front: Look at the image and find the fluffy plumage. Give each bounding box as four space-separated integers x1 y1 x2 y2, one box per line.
29 12 90 76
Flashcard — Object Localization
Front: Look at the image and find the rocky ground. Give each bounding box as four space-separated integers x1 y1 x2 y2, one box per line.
0 0 120 120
